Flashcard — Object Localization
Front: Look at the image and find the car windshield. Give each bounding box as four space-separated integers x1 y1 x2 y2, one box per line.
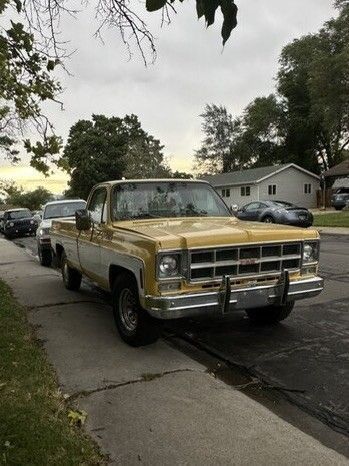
111 182 230 221
44 201 86 219
7 210 32 219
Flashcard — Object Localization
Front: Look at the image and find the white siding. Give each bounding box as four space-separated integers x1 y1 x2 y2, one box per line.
258 167 319 208
218 185 258 208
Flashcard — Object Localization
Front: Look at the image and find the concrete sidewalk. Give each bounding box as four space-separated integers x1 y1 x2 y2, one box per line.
0 237 347 465
317 227 349 236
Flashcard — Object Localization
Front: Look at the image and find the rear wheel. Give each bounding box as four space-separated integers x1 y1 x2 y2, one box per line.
112 274 160 347
61 252 82 291
38 246 52 267
246 302 295 325
262 215 275 223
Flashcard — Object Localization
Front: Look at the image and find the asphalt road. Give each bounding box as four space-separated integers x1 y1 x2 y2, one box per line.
9 233 349 438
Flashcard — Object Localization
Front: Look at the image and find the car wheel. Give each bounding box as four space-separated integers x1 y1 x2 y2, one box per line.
334 206 342 211
246 302 295 325
112 273 161 347
262 215 275 223
38 246 52 267
61 252 82 291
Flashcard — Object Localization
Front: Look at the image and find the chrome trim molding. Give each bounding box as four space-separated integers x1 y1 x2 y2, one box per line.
145 276 324 320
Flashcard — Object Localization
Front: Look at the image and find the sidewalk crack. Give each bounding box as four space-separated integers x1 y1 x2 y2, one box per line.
67 368 201 401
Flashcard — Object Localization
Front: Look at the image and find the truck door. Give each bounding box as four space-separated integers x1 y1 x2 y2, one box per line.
78 187 108 281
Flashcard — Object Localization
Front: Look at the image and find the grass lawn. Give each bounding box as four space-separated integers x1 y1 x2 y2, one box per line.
313 211 349 227
0 280 104 465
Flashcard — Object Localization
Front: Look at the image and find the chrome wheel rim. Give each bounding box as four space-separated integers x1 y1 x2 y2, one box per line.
119 288 138 332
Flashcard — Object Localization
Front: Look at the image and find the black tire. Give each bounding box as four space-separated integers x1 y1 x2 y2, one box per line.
334 206 342 211
246 302 295 325
61 252 82 291
262 215 275 224
38 246 52 267
112 273 160 347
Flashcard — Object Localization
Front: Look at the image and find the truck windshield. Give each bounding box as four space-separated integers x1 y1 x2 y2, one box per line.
111 182 230 221
7 210 32 219
44 201 86 219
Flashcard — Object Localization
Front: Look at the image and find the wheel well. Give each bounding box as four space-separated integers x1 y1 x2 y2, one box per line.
55 244 64 267
109 265 137 291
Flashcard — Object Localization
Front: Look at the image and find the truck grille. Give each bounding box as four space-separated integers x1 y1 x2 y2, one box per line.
189 242 302 282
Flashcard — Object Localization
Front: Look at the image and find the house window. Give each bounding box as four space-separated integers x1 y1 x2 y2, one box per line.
222 189 225 197
225 188 230 197
304 183 312 194
268 184 277 196
241 186 251 197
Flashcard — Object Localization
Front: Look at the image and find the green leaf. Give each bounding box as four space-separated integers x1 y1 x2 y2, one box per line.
220 0 238 45
146 0 167 12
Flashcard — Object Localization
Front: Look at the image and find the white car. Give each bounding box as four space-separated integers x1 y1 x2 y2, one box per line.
37 199 86 266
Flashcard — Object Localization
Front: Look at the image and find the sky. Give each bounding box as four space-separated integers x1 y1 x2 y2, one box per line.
0 0 336 193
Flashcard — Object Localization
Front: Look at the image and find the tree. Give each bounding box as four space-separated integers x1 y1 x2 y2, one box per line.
195 104 240 174
0 181 52 209
61 114 170 199
121 115 171 179
277 2 349 171
1 0 238 172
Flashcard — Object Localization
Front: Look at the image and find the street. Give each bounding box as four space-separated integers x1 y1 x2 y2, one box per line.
8 233 349 455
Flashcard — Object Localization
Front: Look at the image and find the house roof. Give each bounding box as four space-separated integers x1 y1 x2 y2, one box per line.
323 158 349 178
204 163 320 187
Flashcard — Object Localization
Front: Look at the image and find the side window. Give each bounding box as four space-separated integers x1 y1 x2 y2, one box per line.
245 202 260 212
88 188 107 224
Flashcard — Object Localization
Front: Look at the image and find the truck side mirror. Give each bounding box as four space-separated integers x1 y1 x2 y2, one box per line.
75 209 91 231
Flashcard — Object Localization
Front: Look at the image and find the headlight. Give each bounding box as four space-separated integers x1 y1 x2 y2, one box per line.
158 254 180 278
39 227 50 236
303 241 319 263
30 220 34 224
9 222 14 227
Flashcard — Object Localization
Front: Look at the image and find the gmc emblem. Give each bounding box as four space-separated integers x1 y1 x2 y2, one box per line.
239 258 257 265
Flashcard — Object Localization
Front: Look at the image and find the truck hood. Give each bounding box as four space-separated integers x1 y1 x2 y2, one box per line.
113 217 319 249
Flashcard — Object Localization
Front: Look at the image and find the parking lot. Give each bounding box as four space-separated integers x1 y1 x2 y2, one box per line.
6 233 349 455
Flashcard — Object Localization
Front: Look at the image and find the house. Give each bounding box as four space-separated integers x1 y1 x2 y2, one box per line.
204 163 320 208
323 158 349 189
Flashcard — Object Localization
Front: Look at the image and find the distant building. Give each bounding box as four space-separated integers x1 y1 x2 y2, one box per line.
204 163 320 208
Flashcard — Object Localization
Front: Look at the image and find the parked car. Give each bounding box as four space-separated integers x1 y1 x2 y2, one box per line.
50 180 323 347
36 199 86 266
236 200 313 227
3 208 39 239
331 187 349 210
0 211 5 233
32 210 43 221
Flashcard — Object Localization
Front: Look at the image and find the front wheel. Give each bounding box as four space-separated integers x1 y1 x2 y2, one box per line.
262 215 275 223
112 274 160 347
61 252 82 291
246 302 295 325
38 246 52 267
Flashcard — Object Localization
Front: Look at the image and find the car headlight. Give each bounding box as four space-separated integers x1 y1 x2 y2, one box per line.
158 254 181 278
303 241 319 264
39 227 50 236
9 222 14 227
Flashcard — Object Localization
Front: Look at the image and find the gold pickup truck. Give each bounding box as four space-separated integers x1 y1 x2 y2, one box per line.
50 179 324 346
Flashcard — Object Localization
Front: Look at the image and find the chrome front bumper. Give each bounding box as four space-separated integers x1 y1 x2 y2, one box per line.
145 275 324 320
